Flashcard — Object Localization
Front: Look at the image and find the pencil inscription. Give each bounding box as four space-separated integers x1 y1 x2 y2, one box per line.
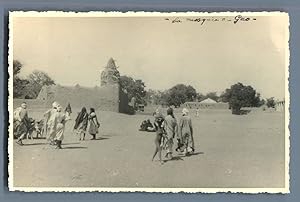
165 15 257 25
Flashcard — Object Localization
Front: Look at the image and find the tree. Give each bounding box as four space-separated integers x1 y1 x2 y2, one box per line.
14 77 29 98
13 60 29 98
165 84 197 107
222 82 261 114
196 93 205 102
251 93 265 107
220 89 231 103
205 92 219 102
120 75 146 105
13 60 22 75
24 70 55 98
266 97 276 108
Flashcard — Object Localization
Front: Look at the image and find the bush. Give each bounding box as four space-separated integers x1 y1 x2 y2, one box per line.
266 97 276 108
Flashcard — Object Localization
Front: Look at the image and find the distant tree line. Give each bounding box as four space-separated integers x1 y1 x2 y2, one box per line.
13 59 278 115
144 82 278 115
124 79 277 115
101 58 278 114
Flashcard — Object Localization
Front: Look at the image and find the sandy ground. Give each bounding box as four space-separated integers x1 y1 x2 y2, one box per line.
12 108 285 188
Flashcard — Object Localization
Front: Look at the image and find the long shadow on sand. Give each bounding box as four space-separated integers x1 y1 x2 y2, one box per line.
62 146 88 149
33 137 46 140
94 137 109 141
22 142 48 146
163 152 204 163
183 152 205 157
62 142 80 146
163 156 184 163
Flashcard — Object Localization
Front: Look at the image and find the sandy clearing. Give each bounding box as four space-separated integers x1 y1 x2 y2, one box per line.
12 109 285 188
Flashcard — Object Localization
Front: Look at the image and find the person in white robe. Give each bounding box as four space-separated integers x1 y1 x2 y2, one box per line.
54 105 70 149
44 102 59 145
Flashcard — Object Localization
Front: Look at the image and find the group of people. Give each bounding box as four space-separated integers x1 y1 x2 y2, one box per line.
13 101 100 149
13 102 193 160
13 101 71 149
73 107 100 141
151 107 194 164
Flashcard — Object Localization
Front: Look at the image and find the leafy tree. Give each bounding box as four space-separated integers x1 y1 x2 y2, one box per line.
120 75 146 105
24 70 55 98
222 82 261 114
266 97 276 108
205 92 219 102
13 60 22 75
251 93 265 107
165 84 197 107
220 89 231 103
196 93 205 102
160 91 170 107
13 60 29 98
14 77 29 98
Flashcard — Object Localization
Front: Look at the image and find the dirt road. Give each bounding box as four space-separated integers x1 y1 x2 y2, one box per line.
12 109 285 188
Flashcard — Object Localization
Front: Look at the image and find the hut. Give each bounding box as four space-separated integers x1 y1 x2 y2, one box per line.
183 98 229 109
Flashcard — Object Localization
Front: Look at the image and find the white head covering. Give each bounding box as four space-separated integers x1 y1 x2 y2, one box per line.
21 102 27 109
52 101 59 109
182 108 189 115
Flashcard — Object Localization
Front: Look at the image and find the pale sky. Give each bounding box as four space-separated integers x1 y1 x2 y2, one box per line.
12 14 289 100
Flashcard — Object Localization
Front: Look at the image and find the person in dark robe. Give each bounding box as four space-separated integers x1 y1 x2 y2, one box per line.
145 119 155 132
139 120 148 131
74 107 88 141
65 103 72 118
139 119 155 132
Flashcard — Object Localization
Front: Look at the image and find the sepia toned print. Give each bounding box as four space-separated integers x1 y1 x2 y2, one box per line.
8 11 289 193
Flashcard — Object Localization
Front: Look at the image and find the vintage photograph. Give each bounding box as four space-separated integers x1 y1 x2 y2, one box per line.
8 12 289 192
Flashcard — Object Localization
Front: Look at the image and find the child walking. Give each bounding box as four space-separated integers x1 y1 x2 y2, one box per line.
151 109 165 164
